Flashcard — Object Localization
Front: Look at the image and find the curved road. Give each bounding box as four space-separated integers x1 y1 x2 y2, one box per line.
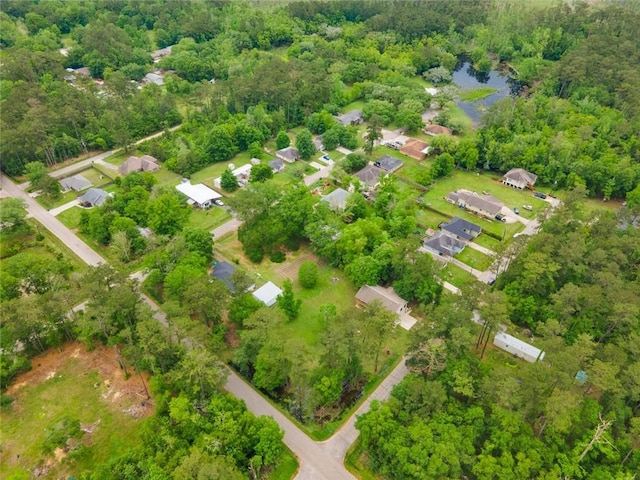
2 149 414 480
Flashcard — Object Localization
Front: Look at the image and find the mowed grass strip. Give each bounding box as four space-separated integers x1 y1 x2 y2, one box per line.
455 246 493 271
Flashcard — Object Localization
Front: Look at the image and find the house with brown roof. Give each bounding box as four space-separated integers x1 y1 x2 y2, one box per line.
119 155 160 175
502 168 537 190
400 138 430 160
355 285 408 315
446 189 503 220
424 124 453 136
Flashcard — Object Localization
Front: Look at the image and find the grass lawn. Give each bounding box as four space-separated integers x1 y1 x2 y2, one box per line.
438 262 478 289
459 87 497 102
79 166 116 186
151 167 182 187
455 246 493 271
443 103 475 137
188 207 232 231
56 206 83 230
345 438 384 480
472 233 502 251
268 448 298 480
339 100 366 113
103 151 129 166
35 189 78 210
1 343 150 479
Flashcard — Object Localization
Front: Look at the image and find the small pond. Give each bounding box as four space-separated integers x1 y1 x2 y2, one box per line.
452 61 523 125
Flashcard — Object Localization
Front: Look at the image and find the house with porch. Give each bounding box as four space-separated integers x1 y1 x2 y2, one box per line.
502 168 538 190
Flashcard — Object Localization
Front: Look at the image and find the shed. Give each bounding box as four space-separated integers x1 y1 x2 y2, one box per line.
252 281 283 307
374 155 404 173
493 332 545 363
321 188 350 211
78 188 109 207
59 174 92 192
276 147 299 163
355 285 408 315
175 182 221 209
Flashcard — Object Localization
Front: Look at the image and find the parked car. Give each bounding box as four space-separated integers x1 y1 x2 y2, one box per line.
514 207 520 215
495 213 506 222
533 191 547 199
214 199 224 206
322 154 330 161
523 205 533 211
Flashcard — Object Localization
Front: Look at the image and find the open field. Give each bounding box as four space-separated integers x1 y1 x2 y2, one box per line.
188 206 232 231
1 342 152 479
56 207 83 230
438 262 478 289
458 87 497 102
455 246 493 271
34 189 78 211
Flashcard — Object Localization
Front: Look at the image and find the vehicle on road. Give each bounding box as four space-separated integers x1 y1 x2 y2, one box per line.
533 191 547 199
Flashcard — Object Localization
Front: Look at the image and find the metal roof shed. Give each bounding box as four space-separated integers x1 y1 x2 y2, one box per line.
252 281 283 307
493 332 545 363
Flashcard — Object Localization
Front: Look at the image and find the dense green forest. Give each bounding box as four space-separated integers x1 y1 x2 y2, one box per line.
2 1 640 479
2 0 639 198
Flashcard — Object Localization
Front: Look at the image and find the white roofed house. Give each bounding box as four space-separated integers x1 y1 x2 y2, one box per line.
175 182 221 209
502 168 538 190
252 281 283 307
214 164 253 189
493 332 545 363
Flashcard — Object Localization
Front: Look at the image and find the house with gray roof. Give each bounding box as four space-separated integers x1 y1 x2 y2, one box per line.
423 231 466 257
502 168 537 190
354 164 386 190
78 188 110 207
440 217 482 241
322 188 350 211
446 189 503 220
59 174 92 192
268 158 285 173
276 146 299 163
119 155 159 175
374 155 404 173
335 110 364 126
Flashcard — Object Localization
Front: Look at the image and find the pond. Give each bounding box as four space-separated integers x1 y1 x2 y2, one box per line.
452 61 523 125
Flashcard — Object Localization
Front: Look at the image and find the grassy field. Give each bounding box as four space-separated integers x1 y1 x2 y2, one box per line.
35 189 78 210
151 167 182 187
455 246 493 271
1 343 150 479
269 448 299 480
458 87 497 102
56 207 83 230
188 207 232 231
439 262 478 289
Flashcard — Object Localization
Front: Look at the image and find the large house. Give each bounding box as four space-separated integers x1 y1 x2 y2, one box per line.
78 188 110 207
335 109 364 126
355 285 408 315
374 155 404 173
119 155 159 175
400 139 430 160
423 231 466 257
354 164 386 190
276 147 299 163
59 174 92 192
446 189 503 220
502 168 537 190
175 182 221 209
440 217 482 241
321 188 350 211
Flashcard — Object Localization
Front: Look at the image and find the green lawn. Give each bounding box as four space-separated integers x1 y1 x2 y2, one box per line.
151 167 182 187
443 103 475 137
455 246 493 271
439 262 478 289
79 166 116 186
35 189 78 210
472 233 502 251
0 348 147 479
103 151 129 166
188 207 232 231
268 448 298 480
56 206 83 230
458 87 497 102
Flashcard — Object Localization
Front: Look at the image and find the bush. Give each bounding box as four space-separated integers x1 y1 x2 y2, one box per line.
42 416 83 454
298 260 318 288
245 246 264 263
269 251 286 263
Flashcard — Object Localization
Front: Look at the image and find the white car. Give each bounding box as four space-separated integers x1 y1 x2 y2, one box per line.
523 205 533 211
214 199 224 206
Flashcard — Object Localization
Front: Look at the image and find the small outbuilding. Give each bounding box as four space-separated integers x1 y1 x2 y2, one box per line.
276 147 299 163
493 332 545 363
252 281 283 307
268 159 285 173
59 174 92 192
175 182 221 209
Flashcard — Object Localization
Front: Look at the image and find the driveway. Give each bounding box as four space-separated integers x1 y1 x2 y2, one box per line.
211 217 242 239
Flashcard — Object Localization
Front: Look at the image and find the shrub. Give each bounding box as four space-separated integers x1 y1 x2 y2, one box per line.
269 251 286 263
298 260 318 288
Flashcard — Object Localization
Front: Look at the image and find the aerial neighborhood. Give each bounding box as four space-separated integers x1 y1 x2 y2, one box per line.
1 2 639 480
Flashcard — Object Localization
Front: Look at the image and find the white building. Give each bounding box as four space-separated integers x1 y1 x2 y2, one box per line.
175 182 221 209
214 164 253 189
493 332 545 363
252 281 283 307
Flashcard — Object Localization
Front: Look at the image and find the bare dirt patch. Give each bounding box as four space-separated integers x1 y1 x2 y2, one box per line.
275 253 322 282
7 342 152 416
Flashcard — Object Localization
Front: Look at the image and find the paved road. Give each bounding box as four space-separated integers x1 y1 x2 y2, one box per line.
211 217 243 238
1 174 105 266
